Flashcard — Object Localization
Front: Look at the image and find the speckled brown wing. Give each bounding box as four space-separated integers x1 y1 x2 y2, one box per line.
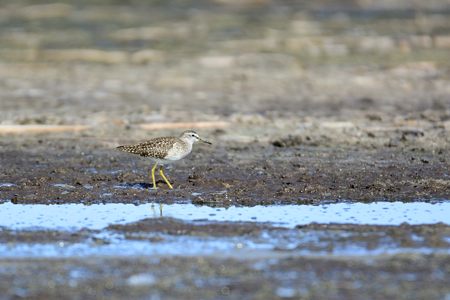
117 137 177 159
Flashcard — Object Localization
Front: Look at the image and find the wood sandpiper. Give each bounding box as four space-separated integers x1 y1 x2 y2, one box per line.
117 130 211 189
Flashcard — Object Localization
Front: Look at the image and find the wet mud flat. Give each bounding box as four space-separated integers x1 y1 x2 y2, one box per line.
0 202 449 299
1 254 450 299
0 0 449 206
0 130 449 205
1 0 450 299
0 217 450 299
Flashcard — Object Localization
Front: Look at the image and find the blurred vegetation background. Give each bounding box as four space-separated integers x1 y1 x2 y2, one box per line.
0 1 449 129
1 0 449 65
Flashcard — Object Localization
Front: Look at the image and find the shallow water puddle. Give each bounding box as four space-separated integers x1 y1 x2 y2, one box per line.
1 238 448 259
0 235 280 259
1 201 449 258
0 201 449 230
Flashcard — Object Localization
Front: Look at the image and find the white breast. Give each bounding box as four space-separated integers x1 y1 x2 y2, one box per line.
164 142 192 161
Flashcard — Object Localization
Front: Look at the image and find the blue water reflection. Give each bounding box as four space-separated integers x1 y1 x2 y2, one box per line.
0 201 448 230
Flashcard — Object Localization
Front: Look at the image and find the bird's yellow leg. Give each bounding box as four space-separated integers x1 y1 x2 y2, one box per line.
151 163 158 189
159 167 173 189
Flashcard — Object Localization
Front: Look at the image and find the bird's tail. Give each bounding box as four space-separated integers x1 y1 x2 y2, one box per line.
116 145 140 155
116 145 132 152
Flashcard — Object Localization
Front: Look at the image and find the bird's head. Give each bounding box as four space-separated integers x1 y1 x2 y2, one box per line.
180 130 211 145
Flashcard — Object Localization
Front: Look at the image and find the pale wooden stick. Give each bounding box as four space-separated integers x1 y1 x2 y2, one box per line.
0 125 90 134
138 121 230 130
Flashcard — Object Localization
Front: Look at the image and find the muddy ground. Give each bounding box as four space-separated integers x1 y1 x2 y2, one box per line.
1 130 450 205
1 254 449 300
1 221 449 299
0 0 450 299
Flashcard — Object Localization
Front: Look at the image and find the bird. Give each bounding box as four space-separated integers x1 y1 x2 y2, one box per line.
116 130 211 189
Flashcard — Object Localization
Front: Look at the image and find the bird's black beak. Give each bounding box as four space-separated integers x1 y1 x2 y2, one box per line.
199 138 212 145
